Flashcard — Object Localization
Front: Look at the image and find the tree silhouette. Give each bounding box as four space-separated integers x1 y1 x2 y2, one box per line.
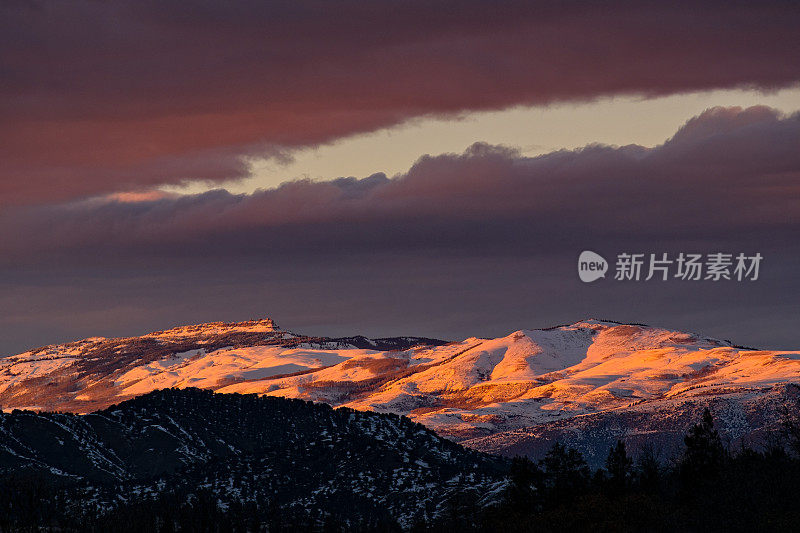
635 441 662 492
681 407 726 480
605 439 633 494
539 442 590 503
505 456 541 513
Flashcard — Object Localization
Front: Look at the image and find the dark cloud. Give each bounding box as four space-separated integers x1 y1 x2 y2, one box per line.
2 0 800 203
1 106 798 353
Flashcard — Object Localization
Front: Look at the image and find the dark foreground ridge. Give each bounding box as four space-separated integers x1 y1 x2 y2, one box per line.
5 389 800 531
0 388 505 530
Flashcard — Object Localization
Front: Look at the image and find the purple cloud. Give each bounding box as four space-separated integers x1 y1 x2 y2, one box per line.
1 106 798 353
2 1 799 203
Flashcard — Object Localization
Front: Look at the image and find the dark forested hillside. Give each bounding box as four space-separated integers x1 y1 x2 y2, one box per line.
0 388 505 531
480 407 800 533
4 391 800 531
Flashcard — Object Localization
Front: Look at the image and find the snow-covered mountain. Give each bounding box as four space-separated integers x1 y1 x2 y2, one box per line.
3 318 799 461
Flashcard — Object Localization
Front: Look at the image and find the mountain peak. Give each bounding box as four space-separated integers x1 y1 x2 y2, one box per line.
568 318 644 329
3 316 799 458
146 317 280 338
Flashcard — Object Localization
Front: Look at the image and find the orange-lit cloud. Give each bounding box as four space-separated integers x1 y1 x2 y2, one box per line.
105 190 178 204
0 107 798 353
5 106 797 255
2 1 799 204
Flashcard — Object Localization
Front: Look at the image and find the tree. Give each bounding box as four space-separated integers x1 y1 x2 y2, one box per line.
539 442 590 502
779 394 800 457
505 456 541 513
681 407 726 480
635 441 662 491
605 440 633 494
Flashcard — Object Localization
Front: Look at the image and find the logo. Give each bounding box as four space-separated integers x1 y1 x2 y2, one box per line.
577 250 762 282
578 250 608 283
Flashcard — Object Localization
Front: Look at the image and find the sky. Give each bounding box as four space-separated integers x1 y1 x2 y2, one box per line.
1 0 799 354
227 88 800 193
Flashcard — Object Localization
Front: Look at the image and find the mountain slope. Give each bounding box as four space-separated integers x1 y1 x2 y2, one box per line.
0 318 446 412
218 320 800 441
0 388 506 528
3 318 799 463
464 382 800 466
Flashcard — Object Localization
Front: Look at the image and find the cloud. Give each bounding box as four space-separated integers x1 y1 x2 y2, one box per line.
1 106 799 352
3 106 798 258
2 1 800 204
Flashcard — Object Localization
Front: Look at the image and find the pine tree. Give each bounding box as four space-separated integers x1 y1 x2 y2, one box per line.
681 407 726 480
540 442 590 502
635 441 662 492
779 395 800 457
605 440 633 494
506 456 541 513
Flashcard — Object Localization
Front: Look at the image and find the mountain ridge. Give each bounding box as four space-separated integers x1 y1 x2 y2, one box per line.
2 317 799 464
0 387 506 528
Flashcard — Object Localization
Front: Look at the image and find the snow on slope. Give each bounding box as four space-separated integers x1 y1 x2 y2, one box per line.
216 320 800 439
0 318 424 412
115 346 362 396
462 382 800 467
2 318 799 449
